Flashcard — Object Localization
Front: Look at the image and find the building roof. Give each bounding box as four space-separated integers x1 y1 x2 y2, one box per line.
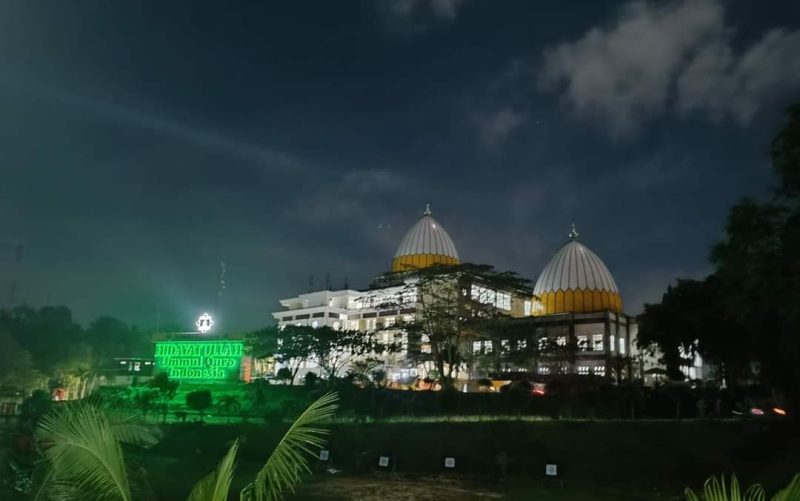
532 225 622 314
391 205 459 271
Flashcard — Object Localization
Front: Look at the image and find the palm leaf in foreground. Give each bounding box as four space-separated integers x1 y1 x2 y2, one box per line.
187 440 239 501
685 474 765 501
772 474 800 501
37 403 134 501
245 392 338 501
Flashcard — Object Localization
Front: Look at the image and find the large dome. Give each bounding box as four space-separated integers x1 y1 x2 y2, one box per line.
533 226 622 314
391 205 460 272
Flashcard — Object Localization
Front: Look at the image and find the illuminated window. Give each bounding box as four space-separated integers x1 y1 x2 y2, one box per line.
496 292 511 311
577 366 590 375
403 314 414 323
518 339 527 350
501 340 510 352
472 341 482 354
577 335 588 351
538 338 548 351
619 337 626 355
524 300 532 316
483 340 493 354
610 335 616 353
538 365 551 374
421 334 432 354
366 319 376 331
592 334 604 351
556 336 567 347
471 284 511 311
385 317 396 328
592 365 606 377
471 284 493 305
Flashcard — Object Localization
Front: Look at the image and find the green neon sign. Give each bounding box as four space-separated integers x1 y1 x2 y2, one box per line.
154 341 244 381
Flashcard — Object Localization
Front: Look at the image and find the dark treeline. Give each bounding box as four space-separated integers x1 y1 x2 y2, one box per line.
0 306 149 399
639 104 800 407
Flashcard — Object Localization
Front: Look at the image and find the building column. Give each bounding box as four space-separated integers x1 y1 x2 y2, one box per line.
568 313 576 374
604 313 612 375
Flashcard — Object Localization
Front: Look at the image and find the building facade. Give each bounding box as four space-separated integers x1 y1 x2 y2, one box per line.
272 207 656 386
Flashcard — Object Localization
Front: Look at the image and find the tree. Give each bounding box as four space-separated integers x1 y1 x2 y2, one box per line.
148 372 179 401
147 372 179 423
186 390 213 422
52 342 96 400
84 316 149 364
250 325 396 385
0 330 45 392
347 357 387 387
34 394 338 501
250 326 314 385
710 104 800 404
275 367 293 385
217 395 241 423
19 389 52 427
308 326 395 383
376 263 531 388
0 306 84 375
638 277 751 385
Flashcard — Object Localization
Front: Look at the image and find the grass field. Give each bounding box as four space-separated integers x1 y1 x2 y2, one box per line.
140 418 799 500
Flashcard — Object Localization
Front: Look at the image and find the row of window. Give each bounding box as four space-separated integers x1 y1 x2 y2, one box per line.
347 289 417 310
538 365 606 376
539 335 626 354
470 284 512 311
471 339 528 355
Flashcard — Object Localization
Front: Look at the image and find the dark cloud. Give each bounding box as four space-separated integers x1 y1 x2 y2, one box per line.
539 0 800 136
380 0 466 33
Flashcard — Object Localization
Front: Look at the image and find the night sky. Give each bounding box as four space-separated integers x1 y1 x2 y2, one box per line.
1 0 799 331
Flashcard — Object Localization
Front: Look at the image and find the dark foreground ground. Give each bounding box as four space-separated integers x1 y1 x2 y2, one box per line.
142 418 799 500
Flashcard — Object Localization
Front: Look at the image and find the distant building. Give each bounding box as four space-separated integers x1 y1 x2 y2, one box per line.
272 206 664 385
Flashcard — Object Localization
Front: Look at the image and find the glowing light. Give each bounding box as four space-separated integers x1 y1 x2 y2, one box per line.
196 313 214 333
750 408 764 416
154 340 243 381
773 407 787 416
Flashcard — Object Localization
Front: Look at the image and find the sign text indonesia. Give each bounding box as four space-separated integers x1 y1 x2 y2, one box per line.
155 341 243 381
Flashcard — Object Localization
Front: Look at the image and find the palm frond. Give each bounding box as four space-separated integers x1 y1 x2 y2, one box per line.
37 403 133 501
187 440 239 501
685 474 765 501
101 404 162 447
246 392 338 501
772 474 800 501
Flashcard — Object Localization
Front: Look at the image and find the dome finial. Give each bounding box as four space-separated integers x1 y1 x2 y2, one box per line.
569 223 579 240
423 203 432 216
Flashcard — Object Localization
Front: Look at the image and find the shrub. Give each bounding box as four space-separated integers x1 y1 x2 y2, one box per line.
186 389 212 421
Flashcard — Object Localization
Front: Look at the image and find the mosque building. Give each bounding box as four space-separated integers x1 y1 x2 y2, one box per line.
525 224 638 379
272 206 650 385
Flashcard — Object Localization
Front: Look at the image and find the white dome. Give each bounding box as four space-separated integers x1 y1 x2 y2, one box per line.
533 239 619 295
391 205 459 272
532 226 622 314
